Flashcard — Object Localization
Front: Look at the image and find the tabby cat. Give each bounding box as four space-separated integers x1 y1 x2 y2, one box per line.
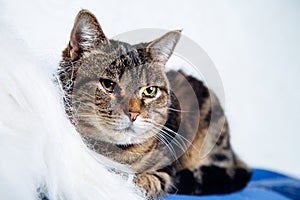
58 9 251 198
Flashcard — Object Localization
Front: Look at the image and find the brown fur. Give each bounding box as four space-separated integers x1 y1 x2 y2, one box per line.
58 9 251 198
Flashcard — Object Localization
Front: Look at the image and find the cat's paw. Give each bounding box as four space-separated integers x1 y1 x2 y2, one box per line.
134 172 172 198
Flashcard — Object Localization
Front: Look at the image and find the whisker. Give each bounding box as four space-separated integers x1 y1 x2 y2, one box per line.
153 132 178 161
151 125 187 153
140 120 189 154
159 129 188 153
77 115 121 124
72 88 95 99
142 119 198 152
167 107 195 113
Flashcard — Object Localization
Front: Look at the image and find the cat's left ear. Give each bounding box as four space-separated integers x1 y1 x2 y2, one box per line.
69 9 110 60
147 30 181 65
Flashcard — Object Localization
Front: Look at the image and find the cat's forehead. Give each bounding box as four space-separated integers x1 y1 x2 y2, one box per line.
83 40 141 76
81 40 168 88
120 64 168 87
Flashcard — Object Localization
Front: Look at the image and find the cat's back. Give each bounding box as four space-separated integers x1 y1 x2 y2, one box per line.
166 70 251 195
166 70 212 121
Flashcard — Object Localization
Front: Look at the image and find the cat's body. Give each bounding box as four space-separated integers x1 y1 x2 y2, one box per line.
58 10 251 198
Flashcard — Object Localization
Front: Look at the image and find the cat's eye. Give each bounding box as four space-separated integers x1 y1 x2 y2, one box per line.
142 86 158 98
100 78 116 93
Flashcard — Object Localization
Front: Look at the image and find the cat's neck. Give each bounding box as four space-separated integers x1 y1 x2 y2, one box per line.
84 135 158 163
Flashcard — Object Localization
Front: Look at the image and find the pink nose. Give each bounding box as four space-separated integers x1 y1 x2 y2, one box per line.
128 98 141 122
129 111 140 122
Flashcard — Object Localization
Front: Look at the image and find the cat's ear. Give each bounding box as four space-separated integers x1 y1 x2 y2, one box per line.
69 9 110 60
147 30 181 65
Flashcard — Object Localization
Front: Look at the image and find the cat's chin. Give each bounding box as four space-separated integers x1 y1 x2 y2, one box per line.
81 120 157 145
110 128 155 145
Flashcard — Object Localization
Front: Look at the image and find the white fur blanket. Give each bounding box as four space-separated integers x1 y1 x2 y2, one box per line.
0 24 143 200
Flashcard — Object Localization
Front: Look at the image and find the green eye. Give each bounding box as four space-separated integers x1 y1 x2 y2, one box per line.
142 86 158 98
100 78 116 93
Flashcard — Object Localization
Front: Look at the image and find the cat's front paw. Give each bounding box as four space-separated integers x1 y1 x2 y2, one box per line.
134 172 172 198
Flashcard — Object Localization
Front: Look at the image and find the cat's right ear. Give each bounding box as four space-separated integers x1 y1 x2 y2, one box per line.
68 9 110 60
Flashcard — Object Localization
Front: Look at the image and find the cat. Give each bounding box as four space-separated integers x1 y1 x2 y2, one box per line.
0 19 142 200
58 9 251 198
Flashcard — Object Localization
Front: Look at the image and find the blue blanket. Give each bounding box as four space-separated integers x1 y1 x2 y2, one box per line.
163 169 300 200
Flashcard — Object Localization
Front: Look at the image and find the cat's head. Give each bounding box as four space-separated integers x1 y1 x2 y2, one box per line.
60 10 181 145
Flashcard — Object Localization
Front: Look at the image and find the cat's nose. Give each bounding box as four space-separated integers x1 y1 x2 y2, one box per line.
128 98 141 122
129 111 140 122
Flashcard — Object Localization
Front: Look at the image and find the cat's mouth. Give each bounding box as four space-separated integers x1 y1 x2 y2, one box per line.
108 121 157 145
112 125 135 133
92 115 159 145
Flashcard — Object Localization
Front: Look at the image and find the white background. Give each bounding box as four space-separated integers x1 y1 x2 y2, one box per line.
1 0 299 178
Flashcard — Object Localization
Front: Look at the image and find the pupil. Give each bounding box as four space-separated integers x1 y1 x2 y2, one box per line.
105 80 112 87
100 78 115 92
142 86 157 98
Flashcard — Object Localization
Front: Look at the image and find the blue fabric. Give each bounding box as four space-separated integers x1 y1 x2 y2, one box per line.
162 169 300 200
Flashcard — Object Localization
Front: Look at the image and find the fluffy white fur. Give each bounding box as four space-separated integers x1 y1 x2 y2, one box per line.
0 24 143 200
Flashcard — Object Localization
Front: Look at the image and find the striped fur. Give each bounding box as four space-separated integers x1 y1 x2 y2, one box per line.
58 10 251 198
